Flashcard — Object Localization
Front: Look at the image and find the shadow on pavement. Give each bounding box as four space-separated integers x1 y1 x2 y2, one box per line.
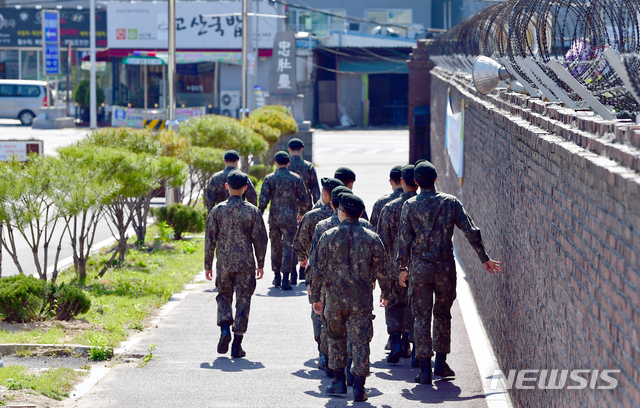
401 381 486 403
200 357 264 371
254 285 308 297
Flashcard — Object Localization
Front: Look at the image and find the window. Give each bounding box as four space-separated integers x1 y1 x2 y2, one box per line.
16 85 40 97
288 8 346 37
0 85 16 97
365 9 412 37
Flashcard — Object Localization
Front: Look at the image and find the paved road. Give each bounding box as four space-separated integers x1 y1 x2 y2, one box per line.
67 130 490 408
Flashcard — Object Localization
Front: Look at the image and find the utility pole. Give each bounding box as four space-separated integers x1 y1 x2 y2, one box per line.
90 0 97 129
166 0 178 132
241 0 249 119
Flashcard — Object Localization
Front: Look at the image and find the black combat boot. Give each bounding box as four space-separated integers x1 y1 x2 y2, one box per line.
299 266 306 281
326 367 347 394
433 352 455 378
290 266 297 285
272 272 281 288
353 375 368 402
231 334 246 358
415 358 432 384
217 322 231 354
346 358 354 386
387 333 403 363
411 347 419 368
281 273 293 290
323 353 334 378
401 333 412 358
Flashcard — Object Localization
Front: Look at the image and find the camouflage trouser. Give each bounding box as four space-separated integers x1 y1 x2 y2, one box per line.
269 224 296 274
325 308 373 377
385 280 414 339
409 261 456 359
216 271 256 335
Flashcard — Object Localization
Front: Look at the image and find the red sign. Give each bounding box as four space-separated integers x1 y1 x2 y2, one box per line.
116 28 126 40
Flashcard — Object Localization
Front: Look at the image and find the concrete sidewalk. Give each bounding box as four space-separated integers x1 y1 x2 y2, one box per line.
68 130 501 407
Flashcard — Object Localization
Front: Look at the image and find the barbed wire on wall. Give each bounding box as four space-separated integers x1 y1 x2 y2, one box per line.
429 0 640 115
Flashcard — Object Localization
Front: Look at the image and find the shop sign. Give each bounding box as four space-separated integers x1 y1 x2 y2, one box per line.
107 2 277 50
111 106 205 128
0 140 43 162
0 7 107 48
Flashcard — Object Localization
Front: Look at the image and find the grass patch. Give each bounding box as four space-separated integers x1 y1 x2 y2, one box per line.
0 328 65 345
0 365 87 400
0 223 205 349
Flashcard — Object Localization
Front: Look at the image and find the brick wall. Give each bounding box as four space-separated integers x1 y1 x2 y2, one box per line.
430 67 640 407
408 40 434 163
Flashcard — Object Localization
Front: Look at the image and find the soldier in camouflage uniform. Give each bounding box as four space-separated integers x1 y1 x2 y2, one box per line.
205 170 268 359
287 137 321 284
309 193 392 402
370 165 404 229
377 164 419 364
397 161 503 384
259 151 308 291
206 150 258 212
312 167 369 220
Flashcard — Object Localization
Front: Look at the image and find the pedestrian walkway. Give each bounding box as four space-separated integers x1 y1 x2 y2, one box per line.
69 130 502 408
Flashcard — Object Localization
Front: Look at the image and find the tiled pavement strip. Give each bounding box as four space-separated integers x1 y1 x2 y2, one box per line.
64 130 511 408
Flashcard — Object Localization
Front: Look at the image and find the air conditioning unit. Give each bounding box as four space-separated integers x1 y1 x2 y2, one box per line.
220 90 240 118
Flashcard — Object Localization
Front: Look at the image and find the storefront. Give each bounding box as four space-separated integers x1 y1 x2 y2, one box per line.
0 7 107 84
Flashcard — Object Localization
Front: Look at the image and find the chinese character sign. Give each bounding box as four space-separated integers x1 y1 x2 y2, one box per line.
269 31 297 95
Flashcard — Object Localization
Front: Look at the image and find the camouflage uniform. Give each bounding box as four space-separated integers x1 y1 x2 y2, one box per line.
312 199 370 221
206 166 258 212
397 188 489 359
258 168 307 274
293 202 334 263
309 219 392 376
307 213 374 354
205 196 268 334
370 188 403 229
377 190 417 336
288 155 321 214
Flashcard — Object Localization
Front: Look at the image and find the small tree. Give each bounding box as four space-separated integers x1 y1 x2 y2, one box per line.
184 146 225 209
55 145 121 282
0 156 68 281
249 106 298 165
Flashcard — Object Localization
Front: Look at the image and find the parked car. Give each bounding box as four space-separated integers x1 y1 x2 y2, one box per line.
0 80 48 125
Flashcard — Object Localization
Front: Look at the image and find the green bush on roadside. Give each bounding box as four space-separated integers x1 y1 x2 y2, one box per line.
0 275 91 323
152 204 205 240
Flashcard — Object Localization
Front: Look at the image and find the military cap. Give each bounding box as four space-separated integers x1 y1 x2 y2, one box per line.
331 185 352 200
390 165 403 179
402 164 416 186
339 193 365 215
414 161 438 182
414 158 427 166
274 150 291 164
321 177 344 192
334 167 356 183
227 169 249 189
224 150 240 161
287 138 305 149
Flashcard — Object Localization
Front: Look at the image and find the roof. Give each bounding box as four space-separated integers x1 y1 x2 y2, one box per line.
320 31 418 48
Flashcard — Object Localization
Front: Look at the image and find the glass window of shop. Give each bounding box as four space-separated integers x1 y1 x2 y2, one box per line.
0 50 19 79
176 62 215 109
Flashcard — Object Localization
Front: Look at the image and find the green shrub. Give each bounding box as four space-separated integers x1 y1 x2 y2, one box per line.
155 204 205 240
0 275 91 323
249 164 274 181
53 283 91 321
74 80 105 108
249 105 298 136
0 275 53 323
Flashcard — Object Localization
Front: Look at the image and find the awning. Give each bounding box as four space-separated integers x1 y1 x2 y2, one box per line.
83 49 273 63
338 60 408 74
123 56 166 66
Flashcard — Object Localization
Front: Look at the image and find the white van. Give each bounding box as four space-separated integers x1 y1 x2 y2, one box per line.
0 80 48 125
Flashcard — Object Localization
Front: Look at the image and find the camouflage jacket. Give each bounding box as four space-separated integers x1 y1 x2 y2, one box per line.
312 198 370 221
289 155 321 212
370 188 403 229
293 201 334 262
397 188 489 270
204 195 268 272
206 166 258 212
377 190 418 275
258 167 308 226
305 213 374 288
309 219 392 310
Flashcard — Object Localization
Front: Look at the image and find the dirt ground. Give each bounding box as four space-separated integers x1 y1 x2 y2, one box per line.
0 320 100 344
